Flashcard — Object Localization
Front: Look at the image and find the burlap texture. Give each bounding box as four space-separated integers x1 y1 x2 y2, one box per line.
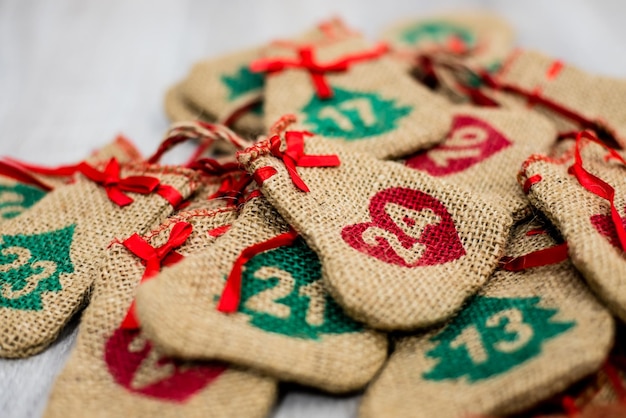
238 134 512 331
262 32 452 159
493 49 626 148
44 205 277 418
0 136 142 222
0 162 198 358
403 106 556 221
382 12 515 71
179 46 265 136
136 196 388 393
360 217 614 418
520 139 626 322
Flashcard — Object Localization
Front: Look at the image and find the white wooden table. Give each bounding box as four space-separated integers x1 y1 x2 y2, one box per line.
1 1 625 417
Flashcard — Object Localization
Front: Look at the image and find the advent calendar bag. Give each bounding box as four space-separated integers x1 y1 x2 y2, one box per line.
360 217 613 418
0 135 142 222
403 106 556 221
520 131 626 322
164 82 214 124
253 24 453 159
45 205 277 418
238 124 512 330
136 196 387 393
0 143 199 358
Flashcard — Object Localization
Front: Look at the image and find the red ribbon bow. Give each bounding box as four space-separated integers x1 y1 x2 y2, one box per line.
120 221 193 329
217 228 299 313
255 130 340 193
77 158 162 207
250 42 388 99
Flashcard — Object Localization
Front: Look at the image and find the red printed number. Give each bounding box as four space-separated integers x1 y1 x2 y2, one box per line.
104 328 226 402
405 115 512 176
342 187 465 267
591 205 626 250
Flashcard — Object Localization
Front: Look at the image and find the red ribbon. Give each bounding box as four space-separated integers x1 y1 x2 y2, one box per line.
250 43 388 99
0 158 55 191
217 228 299 313
77 158 161 207
261 131 340 192
120 221 193 329
500 243 569 271
568 131 626 251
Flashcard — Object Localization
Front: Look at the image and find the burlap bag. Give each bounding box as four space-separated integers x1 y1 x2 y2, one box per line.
45 203 277 418
0 135 142 222
490 49 626 148
360 216 614 418
136 195 387 393
238 127 512 331
179 46 266 136
381 12 515 72
520 134 626 322
403 106 556 221
255 26 453 159
0 157 199 358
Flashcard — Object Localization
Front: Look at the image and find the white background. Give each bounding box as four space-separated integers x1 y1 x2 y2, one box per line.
1 1 625 417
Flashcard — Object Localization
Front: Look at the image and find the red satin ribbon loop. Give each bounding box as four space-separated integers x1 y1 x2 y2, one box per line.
0 158 54 191
77 158 161 207
250 43 388 99
217 229 299 313
569 131 626 251
500 243 569 271
267 131 340 192
120 221 193 329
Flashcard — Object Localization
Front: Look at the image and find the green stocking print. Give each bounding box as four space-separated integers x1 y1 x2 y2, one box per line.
0 184 47 220
238 237 362 340
301 87 412 141
0 225 75 310
423 296 575 383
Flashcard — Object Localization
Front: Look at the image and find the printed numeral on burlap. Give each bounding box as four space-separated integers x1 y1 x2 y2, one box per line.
400 21 476 47
0 184 46 220
405 115 512 176
342 187 465 267
221 65 264 101
239 237 362 339
302 87 412 140
423 296 575 382
104 327 226 402
591 205 626 250
0 226 75 310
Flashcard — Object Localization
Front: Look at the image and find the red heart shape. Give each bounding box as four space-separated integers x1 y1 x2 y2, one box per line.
405 115 512 176
105 327 227 402
342 187 466 267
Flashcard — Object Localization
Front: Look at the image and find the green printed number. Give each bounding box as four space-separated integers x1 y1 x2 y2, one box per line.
221 66 264 101
401 21 475 48
0 225 75 310
302 87 412 141
0 184 46 220
423 296 575 382
239 237 362 339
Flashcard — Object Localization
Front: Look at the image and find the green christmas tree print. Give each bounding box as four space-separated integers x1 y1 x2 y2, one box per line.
238 237 362 340
401 21 475 48
301 86 412 141
221 66 264 101
0 183 46 220
0 225 75 310
423 295 575 383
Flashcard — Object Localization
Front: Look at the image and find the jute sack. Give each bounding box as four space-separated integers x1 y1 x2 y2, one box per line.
360 216 614 418
520 132 626 322
136 195 388 393
490 49 626 148
238 126 512 330
45 204 277 418
254 25 453 159
0 157 199 358
179 46 265 136
403 106 556 221
0 135 142 222
381 12 515 73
